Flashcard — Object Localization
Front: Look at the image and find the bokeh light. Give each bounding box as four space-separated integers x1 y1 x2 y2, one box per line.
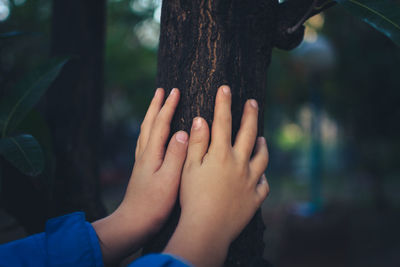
0 0 10 22
13 0 26 6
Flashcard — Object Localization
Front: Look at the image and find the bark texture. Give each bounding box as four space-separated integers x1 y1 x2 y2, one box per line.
156 0 274 137
46 0 107 221
144 0 307 266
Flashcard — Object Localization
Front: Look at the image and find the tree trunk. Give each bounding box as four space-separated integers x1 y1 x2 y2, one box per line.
145 0 308 266
45 0 107 221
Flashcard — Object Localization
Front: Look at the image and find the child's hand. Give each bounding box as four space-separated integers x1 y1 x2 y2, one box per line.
93 88 188 264
164 85 270 267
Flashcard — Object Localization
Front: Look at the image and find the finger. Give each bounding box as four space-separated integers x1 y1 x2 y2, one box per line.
210 85 232 150
234 99 259 160
143 88 180 164
158 131 189 177
135 137 141 159
186 117 210 165
249 137 269 179
255 174 270 204
137 88 165 156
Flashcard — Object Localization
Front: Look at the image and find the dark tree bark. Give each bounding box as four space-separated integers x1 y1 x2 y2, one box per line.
144 0 322 266
45 0 107 221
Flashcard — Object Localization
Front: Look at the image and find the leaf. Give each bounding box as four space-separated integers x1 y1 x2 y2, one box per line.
17 110 56 187
0 134 44 176
0 58 68 137
336 0 400 46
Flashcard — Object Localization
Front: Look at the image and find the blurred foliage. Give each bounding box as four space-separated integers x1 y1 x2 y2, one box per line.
267 5 400 181
0 134 44 176
336 0 400 46
0 57 67 137
105 0 159 123
0 0 51 100
0 1 66 192
0 40 67 185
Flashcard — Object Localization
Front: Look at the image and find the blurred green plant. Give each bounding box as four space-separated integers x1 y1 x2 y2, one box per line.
294 0 400 46
0 51 67 184
335 0 400 46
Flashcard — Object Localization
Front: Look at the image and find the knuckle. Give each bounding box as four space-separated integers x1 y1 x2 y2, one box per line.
234 149 250 166
242 131 255 144
156 111 167 124
215 148 231 162
183 160 195 172
190 133 205 144
157 124 171 139
225 115 232 125
160 168 179 181
238 162 249 177
168 143 183 158
216 111 231 124
157 106 173 122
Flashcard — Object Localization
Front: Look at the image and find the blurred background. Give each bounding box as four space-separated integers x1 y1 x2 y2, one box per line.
0 0 400 266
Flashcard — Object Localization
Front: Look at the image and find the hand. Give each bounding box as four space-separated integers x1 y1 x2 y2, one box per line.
164 85 270 267
93 88 188 265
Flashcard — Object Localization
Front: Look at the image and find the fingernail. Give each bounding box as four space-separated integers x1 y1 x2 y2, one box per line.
176 131 188 144
192 117 202 130
222 86 230 95
260 174 267 184
170 88 178 96
258 137 266 144
250 99 258 109
154 88 161 97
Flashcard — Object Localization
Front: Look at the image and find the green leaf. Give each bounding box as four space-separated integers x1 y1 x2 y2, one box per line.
336 0 400 46
17 110 56 188
0 58 69 137
0 134 44 177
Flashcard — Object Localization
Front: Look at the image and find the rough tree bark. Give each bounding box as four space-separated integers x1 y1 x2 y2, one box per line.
144 0 325 266
45 0 107 221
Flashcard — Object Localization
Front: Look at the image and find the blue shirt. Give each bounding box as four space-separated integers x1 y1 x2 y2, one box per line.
0 212 190 267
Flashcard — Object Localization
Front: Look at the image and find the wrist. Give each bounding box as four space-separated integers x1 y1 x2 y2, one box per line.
92 205 148 264
109 202 154 245
164 214 231 267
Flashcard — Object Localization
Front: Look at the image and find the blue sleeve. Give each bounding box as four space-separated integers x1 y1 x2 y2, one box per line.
0 212 103 267
129 254 192 267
